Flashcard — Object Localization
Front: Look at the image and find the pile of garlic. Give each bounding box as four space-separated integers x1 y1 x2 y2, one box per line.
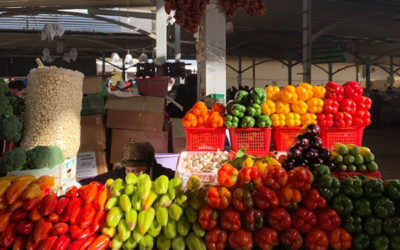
21 66 84 159
181 150 227 172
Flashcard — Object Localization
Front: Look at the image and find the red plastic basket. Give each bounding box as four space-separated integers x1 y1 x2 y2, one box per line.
229 128 272 156
273 127 302 152
320 127 364 149
185 128 226 151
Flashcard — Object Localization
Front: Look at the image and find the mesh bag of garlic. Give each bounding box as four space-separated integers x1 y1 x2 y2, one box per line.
21 66 84 159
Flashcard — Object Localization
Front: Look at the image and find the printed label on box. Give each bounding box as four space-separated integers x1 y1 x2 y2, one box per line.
77 152 97 179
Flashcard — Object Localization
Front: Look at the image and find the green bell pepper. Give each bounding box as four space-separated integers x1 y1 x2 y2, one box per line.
185 232 206 250
156 206 169 227
156 234 171 250
240 116 255 128
163 219 177 240
123 236 138 249
148 220 162 238
391 235 400 250
363 179 384 199
139 234 154 250
385 180 400 200
256 115 272 128
235 90 250 105
225 115 239 128
154 175 169 195
177 216 191 237
138 174 152 202
131 192 142 211
155 194 172 208
332 194 353 215
353 233 370 250
133 227 143 243
317 175 340 200
373 196 395 218
354 198 372 217
312 164 331 181
118 219 131 242
372 235 389 250
110 236 124 250
184 206 198 224
384 217 400 235
168 178 182 200
364 217 383 236
169 203 183 221
138 207 155 235
246 103 262 117
229 104 246 118
343 215 363 233
176 194 188 208
250 87 267 105
341 176 364 198
171 236 185 250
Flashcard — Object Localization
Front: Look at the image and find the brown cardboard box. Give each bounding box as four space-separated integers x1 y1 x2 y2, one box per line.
105 95 165 132
79 115 106 152
83 76 103 94
110 129 168 163
76 151 108 180
170 118 186 153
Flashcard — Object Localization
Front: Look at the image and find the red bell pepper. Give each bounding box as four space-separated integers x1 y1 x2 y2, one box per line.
305 227 329 250
302 188 327 210
199 205 218 230
291 207 317 233
353 110 371 128
254 227 278 250
242 209 264 232
254 186 279 209
205 228 228 250
326 81 344 102
354 95 372 111
343 81 364 99
79 203 96 228
217 163 239 188
262 165 288 190
279 228 303 250
37 235 57 250
232 188 253 212
277 187 301 208
268 207 292 231
0 222 16 248
288 167 313 191
220 208 241 231
228 229 253 250
78 182 98 204
206 186 232 210
16 220 33 235
52 235 70 250
329 227 352 250
317 113 334 128
339 98 357 114
87 235 110 250
40 193 57 217
238 167 262 190
323 99 339 113
51 222 69 235
316 208 341 230
55 196 70 215
33 219 52 244
333 112 352 128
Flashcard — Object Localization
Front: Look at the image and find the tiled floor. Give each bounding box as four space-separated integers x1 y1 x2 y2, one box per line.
363 127 400 179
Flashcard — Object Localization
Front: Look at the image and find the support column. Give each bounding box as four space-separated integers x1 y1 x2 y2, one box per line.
122 58 126 80
356 64 360 82
365 43 371 90
238 56 242 87
302 0 312 83
328 63 333 81
156 0 167 76
252 58 256 88
389 55 394 88
288 56 292 85
102 53 106 75
197 0 226 104
174 24 181 85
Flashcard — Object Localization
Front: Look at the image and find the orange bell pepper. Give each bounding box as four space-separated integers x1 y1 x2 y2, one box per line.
192 101 208 116
329 227 352 250
296 83 314 101
266 85 281 101
208 112 224 128
261 100 276 116
277 187 301 208
206 186 232 210
281 86 298 104
275 101 290 114
312 85 326 99
181 112 198 128
211 102 225 114
287 167 314 192
217 163 239 188
263 165 288 190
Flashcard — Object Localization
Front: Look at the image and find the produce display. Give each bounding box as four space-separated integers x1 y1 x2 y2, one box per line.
222 0 266 18
332 143 378 172
225 88 272 128
0 80 23 143
21 67 84 159
165 0 209 33
182 102 225 128
178 151 227 173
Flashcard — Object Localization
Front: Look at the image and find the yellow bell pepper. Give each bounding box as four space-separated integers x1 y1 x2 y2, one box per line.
286 112 301 127
301 113 317 126
261 100 276 115
291 100 308 115
280 85 298 104
271 114 286 127
242 157 254 168
266 86 281 101
296 83 313 101
275 101 290 114
254 160 268 175
312 85 326 99
306 97 324 113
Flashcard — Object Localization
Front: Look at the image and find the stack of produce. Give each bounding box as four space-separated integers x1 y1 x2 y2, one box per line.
102 173 207 250
182 101 225 128
0 80 23 143
283 124 335 171
225 88 272 128
332 143 378 172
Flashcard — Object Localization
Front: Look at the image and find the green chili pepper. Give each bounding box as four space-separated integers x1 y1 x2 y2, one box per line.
110 236 123 250
250 87 267 104
192 222 205 238
317 175 340 200
133 227 143 243
131 191 142 211
155 194 172 208
372 235 389 250
241 116 255 128
107 207 123 228
105 196 119 211
155 175 169 195
119 194 132 213
125 208 138 231
125 173 138 185
111 178 125 196
123 236 137 250
118 219 131 242
363 179 384 199
156 206 169 227
185 232 206 250
373 196 395 218
364 217 383 236
353 233 370 249
332 194 353 215
343 215 363 233
176 194 188 208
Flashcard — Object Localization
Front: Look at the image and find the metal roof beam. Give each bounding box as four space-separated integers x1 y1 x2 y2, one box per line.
87 9 155 19
0 0 155 8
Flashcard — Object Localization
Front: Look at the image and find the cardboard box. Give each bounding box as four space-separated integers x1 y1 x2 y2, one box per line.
76 151 108 180
83 76 103 94
79 115 106 152
170 118 186 153
105 95 165 132
110 129 168 163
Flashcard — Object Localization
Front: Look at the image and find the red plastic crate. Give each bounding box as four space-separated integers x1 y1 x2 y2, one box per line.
185 128 226 151
229 128 272 156
320 127 364 149
273 127 302 152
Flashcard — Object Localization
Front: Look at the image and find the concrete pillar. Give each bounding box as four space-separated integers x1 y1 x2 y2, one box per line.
238 56 242 87
175 24 181 85
156 0 167 76
328 63 333 81
252 58 256 88
302 0 312 83
288 56 292 85
197 0 226 104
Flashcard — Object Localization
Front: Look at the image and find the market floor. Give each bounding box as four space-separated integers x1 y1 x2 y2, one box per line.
363 126 400 179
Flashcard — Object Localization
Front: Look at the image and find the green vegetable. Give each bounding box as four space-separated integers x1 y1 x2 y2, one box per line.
133 227 143 243
124 184 135 195
373 196 395 218
341 176 363 198
372 235 389 250
156 234 171 250
337 163 347 172
185 232 206 250
176 194 188 207
225 115 239 128
349 145 361 155
0 115 22 142
110 236 124 250
343 215 362 233
240 116 255 128
246 103 261 117
357 164 367 172
192 222 205 238
334 155 343 164
156 206 169 227
348 165 357 172
386 180 400 200
168 178 182 200
27 145 64 169
105 196 118 211
163 219 177 239
332 194 353 215
169 203 183 221
361 151 375 163
364 217 382 236
234 91 249 105
154 175 169 195
106 207 123 228
155 194 172 208
139 234 154 250
335 143 349 155
171 237 185 250
250 87 267 104
125 172 138 185
312 164 331 181
0 80 9 95
131 192 142 211
353 233 370 249
125 208 138 231
383 217 400 235
344 154 355 165
229 104 246 118
354 198 372 217
0 96 13 117
148 220 162 238
118 219 131 242
177 216 191 237
363 179 384 199
119 194 132 213
317 175 340 200
184 206 198 224
390 235 400 250
8 96 24 117
123 236 137 249
111 178 124 196
138 207 155 235
256 115 272 128
367 161 379 171
138 174 152 201
1 147 26 172
355 154 364 165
